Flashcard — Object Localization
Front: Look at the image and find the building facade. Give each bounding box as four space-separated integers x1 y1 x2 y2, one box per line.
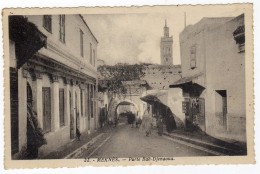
9 14 99 158
170 14 246 143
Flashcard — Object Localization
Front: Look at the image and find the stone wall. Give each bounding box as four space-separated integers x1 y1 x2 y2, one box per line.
142 64 181 89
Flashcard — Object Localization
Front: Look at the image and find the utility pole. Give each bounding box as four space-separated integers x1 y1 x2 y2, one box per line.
184 12 187 28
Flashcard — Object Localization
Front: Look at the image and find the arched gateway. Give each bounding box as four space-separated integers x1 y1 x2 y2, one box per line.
106 95 147 124
107 98 139 121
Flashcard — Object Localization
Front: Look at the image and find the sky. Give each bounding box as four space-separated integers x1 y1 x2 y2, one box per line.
84 6 246 65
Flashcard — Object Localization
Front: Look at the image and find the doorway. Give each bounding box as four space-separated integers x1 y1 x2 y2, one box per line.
75 92 79 131
69 91 74 139
185 97 205 131
215 90 227 129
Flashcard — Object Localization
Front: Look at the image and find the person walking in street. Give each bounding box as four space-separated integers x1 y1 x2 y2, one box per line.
140 109 153 137
107 117 113 130
157 116 164 136
114 117 118 127
76 127 81 141
99 107 105 128
76 112 81 141
136 117 142 128
131 113 136 128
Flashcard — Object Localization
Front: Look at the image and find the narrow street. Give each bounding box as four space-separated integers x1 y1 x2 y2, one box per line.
70 124 213 159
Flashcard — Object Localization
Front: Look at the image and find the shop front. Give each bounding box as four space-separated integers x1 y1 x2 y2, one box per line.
170 74 206 132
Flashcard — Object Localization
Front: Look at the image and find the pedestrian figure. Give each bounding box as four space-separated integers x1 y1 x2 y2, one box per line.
108 117 112 125
136 117 142 128
76 127 81 141
131 115 135 128
99 107 106 128
107 117 113 130
114 117 118 127
157 116 164 136
140 110 153 137
135 118 139 128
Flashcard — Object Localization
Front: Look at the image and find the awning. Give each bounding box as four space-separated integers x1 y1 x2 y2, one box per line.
140 95 161 105
140 90 168 106
117 101 134 106
169 73 204 88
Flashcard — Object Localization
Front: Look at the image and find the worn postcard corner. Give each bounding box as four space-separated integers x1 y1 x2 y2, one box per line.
2 3 254 169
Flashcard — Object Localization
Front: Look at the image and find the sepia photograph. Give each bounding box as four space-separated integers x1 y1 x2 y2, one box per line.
2 3 254 169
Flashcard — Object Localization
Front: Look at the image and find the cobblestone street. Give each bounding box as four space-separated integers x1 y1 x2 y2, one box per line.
70 124 213 159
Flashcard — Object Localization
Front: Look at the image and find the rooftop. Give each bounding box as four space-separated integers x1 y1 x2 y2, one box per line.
180 17 233 40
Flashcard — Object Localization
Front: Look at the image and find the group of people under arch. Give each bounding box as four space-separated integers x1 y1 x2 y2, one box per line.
100 101 178 137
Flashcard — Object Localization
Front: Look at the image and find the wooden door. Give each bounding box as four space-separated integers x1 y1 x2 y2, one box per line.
70 91 74 139
59 89 65 126
75 92 79 129
85 88 89 129
42 87 51 133
10 68 19 155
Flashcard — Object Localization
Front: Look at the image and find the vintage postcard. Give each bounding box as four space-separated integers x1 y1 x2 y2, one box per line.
3 4 254 169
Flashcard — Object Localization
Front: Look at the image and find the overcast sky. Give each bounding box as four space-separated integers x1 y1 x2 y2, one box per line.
84 6 245 65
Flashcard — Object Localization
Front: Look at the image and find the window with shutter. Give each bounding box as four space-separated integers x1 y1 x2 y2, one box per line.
81 90 83 116
88 85 91 119
42 87 51 133
85 86 89 118
80 30 84 57
59 15 65 43
93 86 96 118
43 15 52 33
59 89 65 126
90 86 94 118
190 45 196 69
90 43 92 64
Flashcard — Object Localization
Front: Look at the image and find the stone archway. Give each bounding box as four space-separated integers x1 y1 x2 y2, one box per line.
107 98 140 123
115 100 139 118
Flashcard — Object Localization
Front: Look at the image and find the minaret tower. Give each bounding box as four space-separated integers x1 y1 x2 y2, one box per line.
160 19 173 65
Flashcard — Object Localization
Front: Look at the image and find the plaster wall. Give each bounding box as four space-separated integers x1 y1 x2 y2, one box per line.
27 15 98 78
204 15 246 142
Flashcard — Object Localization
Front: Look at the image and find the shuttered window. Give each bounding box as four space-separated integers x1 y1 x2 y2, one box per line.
93 86 96 118
85 86 89 118
43 15 52 33
59 15 65 43
42 87 51 133
80 30 84 57
80 89 83 116
90 43 92 64
90 85 94 118
190 45 196 69
59 89 65 126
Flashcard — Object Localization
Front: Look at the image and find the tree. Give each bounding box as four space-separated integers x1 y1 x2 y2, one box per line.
98 63 151 93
